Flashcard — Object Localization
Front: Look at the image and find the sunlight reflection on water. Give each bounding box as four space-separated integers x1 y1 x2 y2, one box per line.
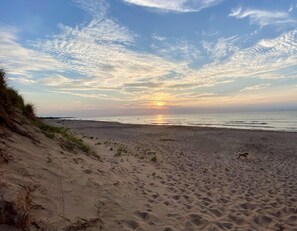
74 111 297 132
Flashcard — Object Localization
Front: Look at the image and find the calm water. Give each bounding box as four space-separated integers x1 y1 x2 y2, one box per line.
75 111 297 132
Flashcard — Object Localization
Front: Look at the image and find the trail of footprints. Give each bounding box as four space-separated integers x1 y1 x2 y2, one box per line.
121 153 296 230
84 136 297 231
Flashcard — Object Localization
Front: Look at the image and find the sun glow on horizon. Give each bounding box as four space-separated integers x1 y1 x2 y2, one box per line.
156 102 165 107
149 93 172 108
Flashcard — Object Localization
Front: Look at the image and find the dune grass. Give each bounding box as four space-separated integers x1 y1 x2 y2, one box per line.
0 69 36 124
0 69 98 158
114 147 128 157
35 120 97 157
0 69 6 89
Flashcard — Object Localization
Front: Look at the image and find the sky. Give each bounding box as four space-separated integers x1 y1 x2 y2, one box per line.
1 0 297 117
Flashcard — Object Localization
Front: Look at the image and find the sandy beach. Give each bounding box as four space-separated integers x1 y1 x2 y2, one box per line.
1 119 297 230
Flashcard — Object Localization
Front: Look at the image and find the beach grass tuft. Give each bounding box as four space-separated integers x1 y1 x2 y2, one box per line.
35 121 97 157
0 69 100 159
114 147 128 157
0 69 36 125
22 103 35 119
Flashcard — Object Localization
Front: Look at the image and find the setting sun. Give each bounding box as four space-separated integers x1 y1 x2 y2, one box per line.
156 102 165 107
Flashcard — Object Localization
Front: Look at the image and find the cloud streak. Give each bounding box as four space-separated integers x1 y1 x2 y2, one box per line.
122 0 223 12
202 36 240 60
240 83 271 92
229 7 295 27
0 26 65 79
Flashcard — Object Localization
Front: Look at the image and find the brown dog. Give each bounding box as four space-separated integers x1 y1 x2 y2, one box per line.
237 152 249 159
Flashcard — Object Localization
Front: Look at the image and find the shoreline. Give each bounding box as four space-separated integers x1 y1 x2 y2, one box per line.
54 110 297 133
47 118 297 134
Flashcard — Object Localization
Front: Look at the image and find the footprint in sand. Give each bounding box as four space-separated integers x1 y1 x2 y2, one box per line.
252 214 273 226
172 195 180 200
135 210 159 224
163 201 170 206
163 227 174 231
135 211 150 220
186 213 209 229
209 208 223 218
215 221 233 230
123 220 139 230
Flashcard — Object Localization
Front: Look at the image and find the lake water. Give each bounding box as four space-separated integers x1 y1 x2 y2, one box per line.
75 111 297 132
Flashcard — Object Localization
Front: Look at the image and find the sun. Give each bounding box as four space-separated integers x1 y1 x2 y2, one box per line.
149 93 171 108
156 102 165 107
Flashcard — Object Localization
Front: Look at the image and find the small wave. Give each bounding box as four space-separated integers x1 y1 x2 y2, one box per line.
226 121 268 125
222 124 273 128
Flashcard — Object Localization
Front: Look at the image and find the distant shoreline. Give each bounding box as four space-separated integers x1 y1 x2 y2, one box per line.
44 118 297 134
39 116 74 120
40 117 297 133
47 111 296 133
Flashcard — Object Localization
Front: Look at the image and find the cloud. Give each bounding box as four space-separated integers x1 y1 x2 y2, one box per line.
35 22 297 104
188 29 297 83
39 75 76 86
0 26 65 79
240 83 271 92
73 0 108 17
176 92 216 99
122 0 223 12
48 90 111 100
123 81 161 88
151 38 201 64
229 7 295 27
29 0 189 97
152 33 166 41
202 36 240 60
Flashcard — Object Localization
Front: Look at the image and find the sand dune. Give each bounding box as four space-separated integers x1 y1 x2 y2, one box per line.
1 119 297 230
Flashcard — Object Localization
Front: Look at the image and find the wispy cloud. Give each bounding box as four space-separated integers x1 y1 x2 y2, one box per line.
202 36 240 60
122 0 223 12
31 0 188 96
0 26 65 79
152 33 166 41
240 83 271 92
151 37 201 64
39 75 76 87
229 7 295 27
73 0 108 17
188 30 297 83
